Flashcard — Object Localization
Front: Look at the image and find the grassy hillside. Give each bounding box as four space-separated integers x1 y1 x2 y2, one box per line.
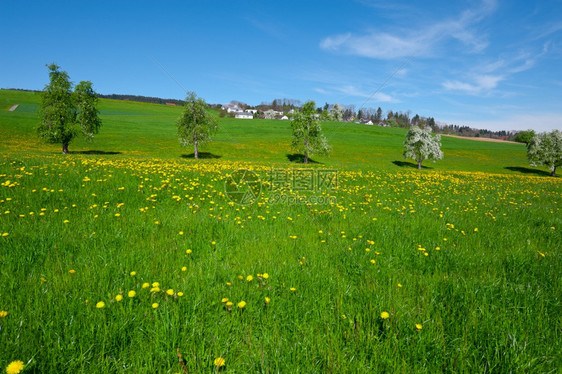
0 89 560 372
0 89 536 174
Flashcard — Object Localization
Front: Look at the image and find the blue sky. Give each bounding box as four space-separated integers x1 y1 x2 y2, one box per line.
1 0 561 131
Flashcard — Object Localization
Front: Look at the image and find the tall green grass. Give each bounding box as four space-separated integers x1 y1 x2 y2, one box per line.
0 89 560 372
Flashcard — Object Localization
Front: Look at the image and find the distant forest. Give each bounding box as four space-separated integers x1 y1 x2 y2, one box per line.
3 88 526 141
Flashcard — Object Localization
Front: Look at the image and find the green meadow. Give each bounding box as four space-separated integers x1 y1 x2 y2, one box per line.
0 89 560 373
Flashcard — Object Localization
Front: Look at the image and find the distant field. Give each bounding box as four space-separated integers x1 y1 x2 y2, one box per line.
0 89 536 174
0 89 560 372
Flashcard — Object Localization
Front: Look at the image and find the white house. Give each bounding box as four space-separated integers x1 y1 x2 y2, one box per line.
245 109 258 114
235 112 253 119
280 115 289 120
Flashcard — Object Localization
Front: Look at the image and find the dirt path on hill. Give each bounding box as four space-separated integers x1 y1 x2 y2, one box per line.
443 134 519 144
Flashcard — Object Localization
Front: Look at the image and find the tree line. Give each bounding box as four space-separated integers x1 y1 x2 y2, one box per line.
36 64 562 176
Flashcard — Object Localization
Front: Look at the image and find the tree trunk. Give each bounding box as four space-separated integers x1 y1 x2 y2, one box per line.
193 133 198 159
62 142 69 154
417 160 422 169
304 153 308 164
552 166 557 177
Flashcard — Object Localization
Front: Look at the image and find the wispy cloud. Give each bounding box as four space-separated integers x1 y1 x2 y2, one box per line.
320 0 497 59
442 47 545 95
443 74 504 95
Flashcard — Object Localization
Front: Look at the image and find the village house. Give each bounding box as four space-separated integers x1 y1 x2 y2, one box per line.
235 112 253 119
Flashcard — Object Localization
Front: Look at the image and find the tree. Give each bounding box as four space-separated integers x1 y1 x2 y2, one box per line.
403 126 443 169
177 92 218 159
38 64 102 154
527 130 562 177
330 103 343 122
264 109 276 119
291 101 330 164
514 129 535 145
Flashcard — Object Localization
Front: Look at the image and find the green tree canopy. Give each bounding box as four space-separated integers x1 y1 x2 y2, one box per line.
38 63 102 154
403 126 443 169
527 130 562 177
291 101 330 164
514 129 536 145
177 92 218 159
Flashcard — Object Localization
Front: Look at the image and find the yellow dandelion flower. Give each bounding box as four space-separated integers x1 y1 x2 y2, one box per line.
221 298 229 303
166 289 174 296
265 297 271 303
152 303 159 309
211 241 216 245
0 310 7 318
5 360 24 374
69 269 76 274
380 311 390 319
474 228 478 232
226 282 231 286
152 282 160 287
96 301 105 309
177 292 184 297
181 266 187 271
1 233 8 237
416 323 423 330
128 290 136 298
370 259 376 264
179 231 184 235
225 301 233 307
115 294 123 302
397 283 402 288
130 271 136 276
214 357 226 367
186 249 192 254
246 275 253 282
262 273 269 279
290 287 296 292
237 301 246 309
142 282 150 289
150 287 160 293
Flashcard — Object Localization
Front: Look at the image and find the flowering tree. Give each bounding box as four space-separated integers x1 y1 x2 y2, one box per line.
177 92 218 159
330 103 343 122
527 130 562 177
291 101 330 164
403 126 443 169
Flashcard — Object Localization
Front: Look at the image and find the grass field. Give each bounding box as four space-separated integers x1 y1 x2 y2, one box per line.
0 89 561 372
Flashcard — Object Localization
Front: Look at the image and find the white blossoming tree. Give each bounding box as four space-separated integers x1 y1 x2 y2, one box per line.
330 103 343 122
527 130 562 177
403 126 443 169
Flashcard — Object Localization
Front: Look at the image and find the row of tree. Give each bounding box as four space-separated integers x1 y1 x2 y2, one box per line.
37 65 562 176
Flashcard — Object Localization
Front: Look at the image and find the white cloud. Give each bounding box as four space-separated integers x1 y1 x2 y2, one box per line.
320 0 496 59
443 74 504 95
